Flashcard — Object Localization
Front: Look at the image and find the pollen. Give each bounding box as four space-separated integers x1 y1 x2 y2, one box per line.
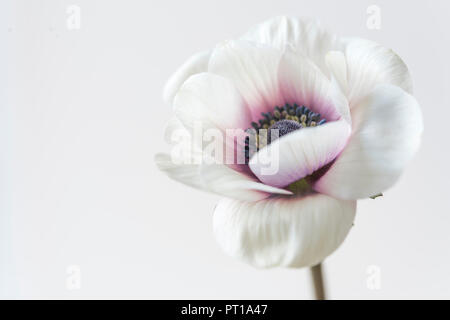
244 103 327 163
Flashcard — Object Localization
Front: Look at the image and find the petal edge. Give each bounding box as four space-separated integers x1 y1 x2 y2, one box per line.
213 194 356 268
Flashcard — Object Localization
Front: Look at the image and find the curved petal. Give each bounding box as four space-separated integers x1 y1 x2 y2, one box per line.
155 153 292 201
314 84 423 200
162 116 203 163
163 117 191 145
173 72 251 132
249 119 350 188
208 40 284 120
163 50 211 105
278 49 351 123
199 163 293 199
342 37 413 107
158 118 293 199
241 16 341 77
325 50 349 96
155 153 204 190
173 72 253 165
213 193 356 268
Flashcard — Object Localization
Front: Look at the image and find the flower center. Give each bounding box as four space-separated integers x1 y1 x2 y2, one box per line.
244 103 327 163
267 119 302 143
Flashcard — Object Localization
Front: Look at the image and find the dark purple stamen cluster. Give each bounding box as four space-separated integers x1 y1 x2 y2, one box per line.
267 119 302 143
244 103 327 163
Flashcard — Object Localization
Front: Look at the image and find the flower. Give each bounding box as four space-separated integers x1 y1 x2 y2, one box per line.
155 16 423 268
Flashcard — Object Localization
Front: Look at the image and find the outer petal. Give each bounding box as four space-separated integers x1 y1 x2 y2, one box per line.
173 72 253 167
342 38 413 107
325 51 349 97
213 194 356 268
314 84 423 200
241 16 340 77
174 72 251 132
161 117 203 166
249 119 350 188
156 116 292 200
163 50 211 105
208 40 284 120
155 154 292 201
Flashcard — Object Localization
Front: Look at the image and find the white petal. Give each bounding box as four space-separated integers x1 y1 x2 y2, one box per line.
241 16 340 77
213 194 356 268
155 153 204 190
314 84 423 200
173 72 253 165
163 50 211 105
157 117 293 200
155 153 292 201
161 117 203 163
174 72 251 132
249 119 350 188
199 164 293 199
208 40 284 120
325 50 349 96
343 37 413 107
157 113 292 200
163 117 190 145
278 49 351 123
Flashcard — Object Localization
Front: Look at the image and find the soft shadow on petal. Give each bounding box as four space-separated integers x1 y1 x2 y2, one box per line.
208 40 284 120
325 51 349 97
157 114 292 200
342 37 413 107
163 50 211 105
174 72 251 132
314 84 423 200
213 194 356 268
278 49 351 123
155 153 292 201
161 117 203 163
249 119 350 188
173 72 252 164
241 16 341 77
157 118 293 200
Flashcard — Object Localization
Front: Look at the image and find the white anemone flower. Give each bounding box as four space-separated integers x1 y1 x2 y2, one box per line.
155 16 423 269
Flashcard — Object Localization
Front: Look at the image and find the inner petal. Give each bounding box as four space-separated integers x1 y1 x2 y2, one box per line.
278 49 351 124
243 103 327 163
248 118 350 188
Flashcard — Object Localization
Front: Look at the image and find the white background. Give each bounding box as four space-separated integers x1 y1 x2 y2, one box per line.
1 0 449 299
